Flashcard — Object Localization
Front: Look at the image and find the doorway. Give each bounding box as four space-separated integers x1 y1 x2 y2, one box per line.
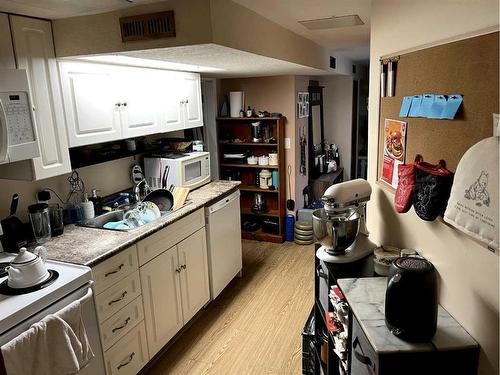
351 78 369 180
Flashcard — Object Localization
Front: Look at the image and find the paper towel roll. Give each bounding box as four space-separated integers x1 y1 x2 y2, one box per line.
229 91 244 118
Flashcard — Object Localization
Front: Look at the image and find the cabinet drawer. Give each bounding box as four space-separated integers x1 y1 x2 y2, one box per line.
104 321 149 375
137 208 204 265
96 270 141 322
100 296 144 350
93 245 138 294
351 317 378 375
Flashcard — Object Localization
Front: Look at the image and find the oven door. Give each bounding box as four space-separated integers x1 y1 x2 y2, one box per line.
0 282 105 375
182 155 210 189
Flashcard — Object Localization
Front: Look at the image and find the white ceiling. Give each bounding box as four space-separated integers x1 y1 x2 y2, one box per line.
232 0 371 61
119 44 327 77
0 0 160 19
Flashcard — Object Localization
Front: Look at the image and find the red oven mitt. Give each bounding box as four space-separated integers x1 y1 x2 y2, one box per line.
394 155 423 213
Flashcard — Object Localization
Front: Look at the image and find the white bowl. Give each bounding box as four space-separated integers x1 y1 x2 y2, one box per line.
258 156 269 165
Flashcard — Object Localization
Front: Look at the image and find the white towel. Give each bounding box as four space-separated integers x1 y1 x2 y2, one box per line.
0 300 94 375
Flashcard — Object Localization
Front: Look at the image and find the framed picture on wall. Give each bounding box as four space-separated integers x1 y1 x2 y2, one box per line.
298 92 309 118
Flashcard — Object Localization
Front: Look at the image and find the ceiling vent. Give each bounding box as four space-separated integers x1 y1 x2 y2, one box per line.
120 11 176 42
299 15 364 30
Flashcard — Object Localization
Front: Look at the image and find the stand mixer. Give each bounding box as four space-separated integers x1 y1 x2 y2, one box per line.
313 179 377 263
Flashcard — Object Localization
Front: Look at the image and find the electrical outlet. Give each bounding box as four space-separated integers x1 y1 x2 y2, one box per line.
284 138 291 149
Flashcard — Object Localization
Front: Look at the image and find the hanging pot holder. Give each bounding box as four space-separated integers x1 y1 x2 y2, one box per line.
394 154 423 213
413 159 454 221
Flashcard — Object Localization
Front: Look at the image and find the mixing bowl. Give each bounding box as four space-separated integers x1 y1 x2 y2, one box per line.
312 208 360 254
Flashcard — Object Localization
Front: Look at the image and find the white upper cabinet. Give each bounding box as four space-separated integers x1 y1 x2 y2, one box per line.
118 68 163 139
59 62 204 147
59 62 122 147
181 72 203 129
160 71 184 133
9 16 71 179
0 14 15 69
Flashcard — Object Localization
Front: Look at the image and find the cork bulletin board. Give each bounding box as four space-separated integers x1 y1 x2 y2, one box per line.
378 32 499 191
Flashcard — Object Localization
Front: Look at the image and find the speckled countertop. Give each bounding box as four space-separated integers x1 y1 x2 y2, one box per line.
45 181 240 267
337 277 478 354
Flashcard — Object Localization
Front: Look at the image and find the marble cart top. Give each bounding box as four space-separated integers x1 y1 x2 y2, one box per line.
337 277 478 354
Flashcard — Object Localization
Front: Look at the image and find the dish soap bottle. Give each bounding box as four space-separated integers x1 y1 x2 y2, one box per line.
89 189 103 216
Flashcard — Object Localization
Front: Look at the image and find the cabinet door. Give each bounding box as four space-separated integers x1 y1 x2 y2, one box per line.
181 72 203 129
119 68 163 138
59 61 121 147
140 245 183 358
10 16 71 179
0 14 15 69
160 71 184 132
178 228 210 323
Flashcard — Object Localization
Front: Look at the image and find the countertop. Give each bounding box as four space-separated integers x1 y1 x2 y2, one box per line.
45 181 240 267
337 277 478 354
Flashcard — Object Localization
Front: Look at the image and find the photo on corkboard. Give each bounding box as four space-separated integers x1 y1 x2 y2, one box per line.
380 119 407 188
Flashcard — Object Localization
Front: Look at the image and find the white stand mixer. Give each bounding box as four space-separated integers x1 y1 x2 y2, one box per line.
313 179 377 263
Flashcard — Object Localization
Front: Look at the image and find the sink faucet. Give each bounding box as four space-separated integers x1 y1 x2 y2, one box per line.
134 178 151 202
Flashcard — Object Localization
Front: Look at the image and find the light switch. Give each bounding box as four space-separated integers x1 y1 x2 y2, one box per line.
284 138 291 149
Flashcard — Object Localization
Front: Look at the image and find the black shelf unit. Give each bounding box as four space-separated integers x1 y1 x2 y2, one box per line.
308 244 375 375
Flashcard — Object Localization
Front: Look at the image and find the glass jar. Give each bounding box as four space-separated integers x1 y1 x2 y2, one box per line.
28 203 51 244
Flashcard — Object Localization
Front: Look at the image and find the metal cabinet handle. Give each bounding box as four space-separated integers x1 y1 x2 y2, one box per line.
316 265 328 279
181 264 186 270
185 99 189 104
353 337 375 370
175 267 181 273
104 263 124 277
116 352 135 370
111 317 131 333
108 291 127 306
115 103 121 107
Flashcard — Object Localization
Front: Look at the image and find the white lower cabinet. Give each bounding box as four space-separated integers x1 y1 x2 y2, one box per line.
103 321 149 375
178 228 210 322
140 245 183 357
92 210 210 372
140 227 210 359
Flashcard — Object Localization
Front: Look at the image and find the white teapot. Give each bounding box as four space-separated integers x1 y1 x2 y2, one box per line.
6 247 49 289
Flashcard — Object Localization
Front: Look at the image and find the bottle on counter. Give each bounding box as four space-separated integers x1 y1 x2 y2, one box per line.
89 189 103 216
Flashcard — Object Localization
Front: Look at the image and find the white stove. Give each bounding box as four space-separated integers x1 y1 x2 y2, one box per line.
0 252 105 374
0 252 91 335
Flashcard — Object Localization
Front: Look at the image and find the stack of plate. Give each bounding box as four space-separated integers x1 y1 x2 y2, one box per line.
294 221 314 245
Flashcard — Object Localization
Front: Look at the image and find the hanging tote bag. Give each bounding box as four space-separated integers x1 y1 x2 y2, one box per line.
394 154 423 213
444 136 499 251
413 159 454 221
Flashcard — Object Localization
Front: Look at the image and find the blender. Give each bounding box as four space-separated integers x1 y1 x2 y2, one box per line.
312 179 377 263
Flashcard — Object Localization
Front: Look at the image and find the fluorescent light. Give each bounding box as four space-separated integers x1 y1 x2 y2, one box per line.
77 54 225 72
299 15 364 30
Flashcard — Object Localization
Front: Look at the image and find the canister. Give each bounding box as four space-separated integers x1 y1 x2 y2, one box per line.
272 170 279 188
259 169 272 189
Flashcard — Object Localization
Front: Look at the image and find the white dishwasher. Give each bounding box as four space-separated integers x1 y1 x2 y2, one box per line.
205 190 242 299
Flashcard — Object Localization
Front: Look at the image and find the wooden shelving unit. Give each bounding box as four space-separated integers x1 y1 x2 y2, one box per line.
217 117 286 243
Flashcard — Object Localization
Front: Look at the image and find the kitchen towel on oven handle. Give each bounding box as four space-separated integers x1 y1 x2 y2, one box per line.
412 159 454 221
394 154 423 213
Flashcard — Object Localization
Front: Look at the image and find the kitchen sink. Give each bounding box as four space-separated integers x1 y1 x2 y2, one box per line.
78 201 191 232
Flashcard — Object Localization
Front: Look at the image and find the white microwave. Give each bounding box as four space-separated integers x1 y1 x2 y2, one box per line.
0 69 39 164
144 151 210 191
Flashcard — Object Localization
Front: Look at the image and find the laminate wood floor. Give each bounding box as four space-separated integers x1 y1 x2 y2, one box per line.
145 239 314 375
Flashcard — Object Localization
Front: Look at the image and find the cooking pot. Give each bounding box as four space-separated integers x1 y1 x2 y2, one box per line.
312 208 360 254
6 246 49 289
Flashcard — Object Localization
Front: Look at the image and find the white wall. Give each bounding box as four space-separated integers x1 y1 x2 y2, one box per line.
322 75 354 180
368 1 499 374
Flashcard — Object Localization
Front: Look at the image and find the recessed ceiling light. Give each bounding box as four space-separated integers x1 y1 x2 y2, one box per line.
299 15 364 30
75 54 225 73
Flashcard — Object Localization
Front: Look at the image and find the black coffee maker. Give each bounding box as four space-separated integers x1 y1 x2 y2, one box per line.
385 257 438 341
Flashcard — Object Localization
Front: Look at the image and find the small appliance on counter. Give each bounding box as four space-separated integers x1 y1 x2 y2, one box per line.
144 151 210 191
312 179 377 263
0 194 27 252
385 256 438 341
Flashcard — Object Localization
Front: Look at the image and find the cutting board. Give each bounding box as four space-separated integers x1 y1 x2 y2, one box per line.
172 187 190 210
